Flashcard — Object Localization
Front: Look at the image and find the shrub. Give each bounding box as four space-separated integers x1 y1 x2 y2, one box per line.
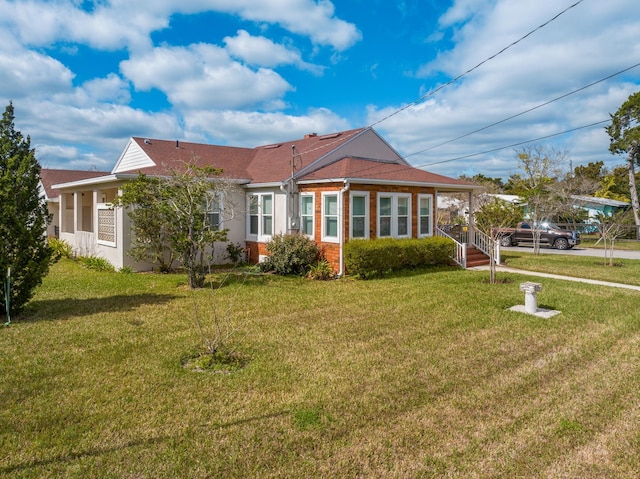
48 237 74 259
260 234 320 275
344 236 454 279
306 260 335 280
77 255 115 272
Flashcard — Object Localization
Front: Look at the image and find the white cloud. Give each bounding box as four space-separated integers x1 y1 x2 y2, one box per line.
0 0 360 52
183 107 351 146
369 0 640 179
224 29 323 74
120 43 292 110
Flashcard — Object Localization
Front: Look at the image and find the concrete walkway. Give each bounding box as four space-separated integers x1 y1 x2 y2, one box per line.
469 264 640 292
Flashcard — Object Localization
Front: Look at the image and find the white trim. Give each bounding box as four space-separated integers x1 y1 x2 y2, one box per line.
246 192 273 242
377 193 412 239
321 192 340 243
418 194 434 238
300 192 315 239
96 204 116 247
349 191 370 239
297 177 478 191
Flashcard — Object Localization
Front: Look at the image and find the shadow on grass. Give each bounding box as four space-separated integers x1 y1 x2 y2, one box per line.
20 293 179 322
0 411 289 475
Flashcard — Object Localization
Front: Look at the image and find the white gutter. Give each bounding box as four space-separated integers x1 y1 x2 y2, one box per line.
338 180 351 277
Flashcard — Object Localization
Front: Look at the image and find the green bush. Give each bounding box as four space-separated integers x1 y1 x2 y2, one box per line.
260 234 320 276
344 236 454 279
48 237 74 259
77 255 115 272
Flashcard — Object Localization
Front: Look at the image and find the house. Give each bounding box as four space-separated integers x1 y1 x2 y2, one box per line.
39 168 110 237
53 127 478 274
570 195 630 221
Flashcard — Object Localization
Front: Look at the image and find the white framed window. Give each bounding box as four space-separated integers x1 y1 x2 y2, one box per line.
322 192 339 242
377 193 412 238
247 193 273 240
350 192 369 239
418 194 433 237
300 193 315 238
206 194 223 231
97 205 116 247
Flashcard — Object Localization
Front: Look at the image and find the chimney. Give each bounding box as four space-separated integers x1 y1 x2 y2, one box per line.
304 133 317 139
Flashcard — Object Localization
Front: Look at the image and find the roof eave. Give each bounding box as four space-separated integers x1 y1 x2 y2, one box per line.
297 177 479 190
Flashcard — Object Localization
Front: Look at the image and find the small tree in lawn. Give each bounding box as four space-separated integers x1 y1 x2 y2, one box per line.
474 196 523 284
596 210 630 266
511 145 565 254
114 162 232 288
114 173 178 272
606 91 640 239
0 102 54 319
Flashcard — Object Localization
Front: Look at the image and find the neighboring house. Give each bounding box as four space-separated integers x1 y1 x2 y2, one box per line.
53 127 477 274
570 195 630 221
39 168 110 237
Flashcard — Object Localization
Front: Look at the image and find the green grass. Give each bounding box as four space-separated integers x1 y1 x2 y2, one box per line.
502 251 640 286
579 236 640 250
1 259 640 477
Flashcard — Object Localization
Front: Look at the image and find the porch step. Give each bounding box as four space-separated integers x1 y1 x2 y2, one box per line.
466 246 490 267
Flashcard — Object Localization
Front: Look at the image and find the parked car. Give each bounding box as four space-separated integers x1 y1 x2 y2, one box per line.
496 221 580 250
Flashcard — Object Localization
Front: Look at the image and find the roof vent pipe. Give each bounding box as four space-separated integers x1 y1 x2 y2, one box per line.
176 140 179 148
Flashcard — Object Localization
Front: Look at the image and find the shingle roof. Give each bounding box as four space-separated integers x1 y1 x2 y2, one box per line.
40 168 110 199
298 156 475 187
126 128 366 183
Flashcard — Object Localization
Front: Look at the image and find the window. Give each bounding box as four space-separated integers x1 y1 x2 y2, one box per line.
247 193 273 239
97 206 116 246
350 192 369 239
206 195 223 231
377 193 412 238
322 192 339 242
300 193 315 237
418 194 433 237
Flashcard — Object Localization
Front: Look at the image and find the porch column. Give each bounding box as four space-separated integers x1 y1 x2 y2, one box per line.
73 191 81 233
468 190 475 245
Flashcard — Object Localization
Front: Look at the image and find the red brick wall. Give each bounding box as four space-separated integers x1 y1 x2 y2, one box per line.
244 183 436 274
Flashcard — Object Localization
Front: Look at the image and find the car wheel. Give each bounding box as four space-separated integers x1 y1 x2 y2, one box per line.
554 238 569 250
500 236 512 247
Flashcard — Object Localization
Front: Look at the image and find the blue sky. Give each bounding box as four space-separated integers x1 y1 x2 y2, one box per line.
1 0 639 180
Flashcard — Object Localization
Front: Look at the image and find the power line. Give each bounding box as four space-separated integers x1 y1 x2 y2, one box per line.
404 61 640 159
296 0 585 160
369 0 586 129
417 119 610 168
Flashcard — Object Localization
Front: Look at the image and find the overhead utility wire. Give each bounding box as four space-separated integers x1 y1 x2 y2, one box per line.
417 119 610 168
296 0 584 160
404 61 640 159
369 0 585 129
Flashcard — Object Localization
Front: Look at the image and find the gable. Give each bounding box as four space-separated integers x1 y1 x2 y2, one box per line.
112 138 156 174
293 128 405 180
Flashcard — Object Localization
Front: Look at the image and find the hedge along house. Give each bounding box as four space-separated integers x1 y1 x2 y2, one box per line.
53 127 480 274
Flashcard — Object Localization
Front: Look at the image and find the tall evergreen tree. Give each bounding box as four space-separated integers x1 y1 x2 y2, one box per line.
606 91 640 239
0 102 53 317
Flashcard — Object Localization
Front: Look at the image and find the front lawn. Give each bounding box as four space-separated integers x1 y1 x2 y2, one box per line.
502 251 640 286
1 259 639 477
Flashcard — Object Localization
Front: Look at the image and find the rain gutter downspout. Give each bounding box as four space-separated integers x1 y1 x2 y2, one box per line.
338 180 351 277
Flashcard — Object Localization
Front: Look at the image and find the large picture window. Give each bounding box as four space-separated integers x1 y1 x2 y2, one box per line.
418 194 433 237
377 193 412 238
350 192 369 239
300 193 315 237
247 193 273 239
322 192 339 242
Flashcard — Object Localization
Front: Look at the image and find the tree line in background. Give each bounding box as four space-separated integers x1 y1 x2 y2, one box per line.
460 91 640 240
